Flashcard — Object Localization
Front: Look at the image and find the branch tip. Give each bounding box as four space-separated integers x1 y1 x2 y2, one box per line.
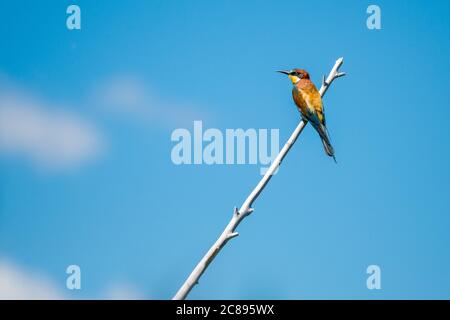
227 232 239 240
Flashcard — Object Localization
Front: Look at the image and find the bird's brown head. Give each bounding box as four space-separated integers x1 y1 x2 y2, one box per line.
277 68 310 84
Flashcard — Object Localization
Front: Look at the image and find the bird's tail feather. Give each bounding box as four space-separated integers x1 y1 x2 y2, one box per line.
321 138 336 163
315 123 337 163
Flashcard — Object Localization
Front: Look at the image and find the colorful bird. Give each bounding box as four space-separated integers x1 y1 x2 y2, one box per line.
278 68 336 162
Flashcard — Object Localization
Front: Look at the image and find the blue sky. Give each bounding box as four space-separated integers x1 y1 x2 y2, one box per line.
0 0 449 299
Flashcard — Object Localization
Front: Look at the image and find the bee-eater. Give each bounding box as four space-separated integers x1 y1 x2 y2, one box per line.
278 69 336 162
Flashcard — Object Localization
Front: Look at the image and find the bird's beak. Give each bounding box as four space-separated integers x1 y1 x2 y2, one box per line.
277 70 289 75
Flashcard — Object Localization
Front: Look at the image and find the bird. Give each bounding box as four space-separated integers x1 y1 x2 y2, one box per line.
278 68 336 162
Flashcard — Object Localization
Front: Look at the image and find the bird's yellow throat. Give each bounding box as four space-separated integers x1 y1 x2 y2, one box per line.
288 75 300 84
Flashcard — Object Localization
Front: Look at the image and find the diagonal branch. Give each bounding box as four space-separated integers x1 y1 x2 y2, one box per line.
173 57 346 300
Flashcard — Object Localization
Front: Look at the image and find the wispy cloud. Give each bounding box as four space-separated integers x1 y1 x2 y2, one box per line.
93 75 210 128
0 73 206 171
104 282 146 300
0 80 103 170
0 258 148 300
0 259 63 300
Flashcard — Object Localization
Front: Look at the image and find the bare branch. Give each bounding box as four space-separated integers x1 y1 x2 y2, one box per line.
172 57 346 300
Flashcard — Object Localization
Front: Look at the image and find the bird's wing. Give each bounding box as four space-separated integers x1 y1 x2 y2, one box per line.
302 83 325 125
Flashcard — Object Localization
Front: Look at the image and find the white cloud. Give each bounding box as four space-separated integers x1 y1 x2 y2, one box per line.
0 82 103 170
0 259 64 300
94 75 209 128
95 76 148 114
104 282 146 300
0 258 147 300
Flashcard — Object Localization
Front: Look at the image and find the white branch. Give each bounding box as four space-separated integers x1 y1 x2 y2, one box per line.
173 57 346 300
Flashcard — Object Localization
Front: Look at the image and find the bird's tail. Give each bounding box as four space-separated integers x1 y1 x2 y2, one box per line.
315 123 337 163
